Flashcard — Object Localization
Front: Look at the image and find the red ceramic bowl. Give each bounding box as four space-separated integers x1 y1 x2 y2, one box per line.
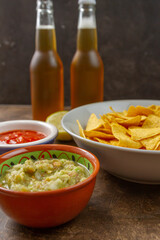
0 144 99 228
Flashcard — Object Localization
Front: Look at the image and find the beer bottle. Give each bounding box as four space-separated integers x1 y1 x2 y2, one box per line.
30 0 64 121
70 0 104 109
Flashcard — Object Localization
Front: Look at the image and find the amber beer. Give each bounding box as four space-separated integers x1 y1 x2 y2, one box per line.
30 0 64 121
71 0 104 109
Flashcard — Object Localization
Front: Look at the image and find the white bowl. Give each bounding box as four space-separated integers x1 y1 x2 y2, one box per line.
62 99 160 184
0 120 58 155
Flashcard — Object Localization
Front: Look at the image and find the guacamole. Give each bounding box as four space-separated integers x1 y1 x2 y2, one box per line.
0 159 90 192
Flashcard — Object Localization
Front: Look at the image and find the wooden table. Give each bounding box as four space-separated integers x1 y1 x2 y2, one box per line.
0 105 160 240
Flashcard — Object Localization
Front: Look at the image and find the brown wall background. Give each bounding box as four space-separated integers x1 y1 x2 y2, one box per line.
0 0 160 106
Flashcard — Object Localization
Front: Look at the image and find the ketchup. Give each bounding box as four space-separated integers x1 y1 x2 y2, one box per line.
0 130 46 144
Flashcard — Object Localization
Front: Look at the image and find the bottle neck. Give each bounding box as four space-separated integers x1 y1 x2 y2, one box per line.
77 4 97 51
35 0 57 51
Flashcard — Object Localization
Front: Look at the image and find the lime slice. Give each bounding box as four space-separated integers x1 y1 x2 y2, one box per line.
46 111 72 141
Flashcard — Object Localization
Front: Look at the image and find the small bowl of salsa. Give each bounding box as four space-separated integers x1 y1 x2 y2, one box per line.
0 120 58 154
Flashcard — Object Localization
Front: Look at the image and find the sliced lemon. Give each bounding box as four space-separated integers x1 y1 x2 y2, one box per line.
46 111 72 141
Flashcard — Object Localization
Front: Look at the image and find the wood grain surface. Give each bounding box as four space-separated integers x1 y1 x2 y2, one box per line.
0 105 160 240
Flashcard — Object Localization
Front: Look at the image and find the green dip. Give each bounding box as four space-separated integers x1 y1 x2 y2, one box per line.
0 159 90 192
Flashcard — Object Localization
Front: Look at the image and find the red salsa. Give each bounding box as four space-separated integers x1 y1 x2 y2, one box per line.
0 130 46 144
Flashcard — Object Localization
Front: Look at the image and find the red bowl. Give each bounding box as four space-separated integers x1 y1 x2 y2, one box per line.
0 144 99 228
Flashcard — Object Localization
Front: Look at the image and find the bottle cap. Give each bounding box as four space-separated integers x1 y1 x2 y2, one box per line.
78 0 96 5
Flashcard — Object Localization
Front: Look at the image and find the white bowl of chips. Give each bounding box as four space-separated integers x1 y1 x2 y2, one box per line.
62 99 160 184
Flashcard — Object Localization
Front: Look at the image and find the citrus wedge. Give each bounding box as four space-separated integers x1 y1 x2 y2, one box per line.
46 111 72 141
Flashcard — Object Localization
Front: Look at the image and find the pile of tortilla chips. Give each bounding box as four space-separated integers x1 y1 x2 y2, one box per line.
77 105 160 150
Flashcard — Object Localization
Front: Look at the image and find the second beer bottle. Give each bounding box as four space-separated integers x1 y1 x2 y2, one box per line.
30 0 64 121
70 0 104 109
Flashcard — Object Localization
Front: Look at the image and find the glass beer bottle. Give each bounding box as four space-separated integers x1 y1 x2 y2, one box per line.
30 0 64 121
70 0 104 109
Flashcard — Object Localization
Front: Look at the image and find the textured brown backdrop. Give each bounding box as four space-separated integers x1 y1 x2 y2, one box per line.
0 0 160 106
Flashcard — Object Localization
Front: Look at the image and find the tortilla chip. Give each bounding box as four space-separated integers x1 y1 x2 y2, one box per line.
129 126 160 141
154 140 160 150
115 115 142 127
142 114 160 128
100 115 111 130
148 105 160 117
127 105 154 117
96 127 112 134
94 138 110 144
109 139 119 146
109 106 128 119
94 138 119 146
76 120 86 138
86 113 103 131
140 134 160 150
111 123 142 149
84 130 115 140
